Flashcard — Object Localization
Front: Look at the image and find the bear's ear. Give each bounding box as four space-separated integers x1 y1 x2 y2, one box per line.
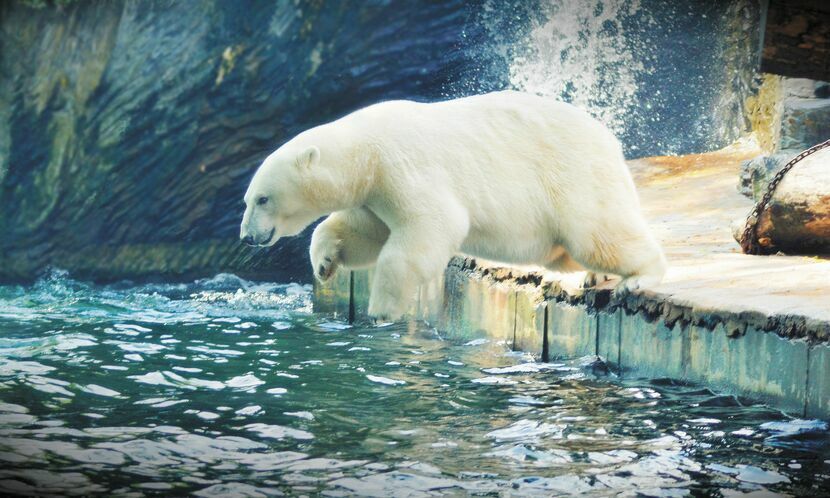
295 146 320 170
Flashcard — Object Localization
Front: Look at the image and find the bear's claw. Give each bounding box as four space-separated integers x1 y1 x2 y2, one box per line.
316 259 337 281
613 274 661 298
581 271 613 289
310 236 341 282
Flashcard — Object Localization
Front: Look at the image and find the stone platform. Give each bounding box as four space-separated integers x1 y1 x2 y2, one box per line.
315 142 830 419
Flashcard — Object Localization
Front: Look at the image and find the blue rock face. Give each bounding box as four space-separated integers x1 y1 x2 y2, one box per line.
780 99 830 151
0 0 762 282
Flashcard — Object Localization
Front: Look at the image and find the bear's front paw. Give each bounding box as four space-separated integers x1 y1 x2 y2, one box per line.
310 239 341 282
316 255 339 282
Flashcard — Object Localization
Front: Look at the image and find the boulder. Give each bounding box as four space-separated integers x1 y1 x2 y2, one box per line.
739 149 801 199
782 78 821 99
742 147 830 254
780 98 830 150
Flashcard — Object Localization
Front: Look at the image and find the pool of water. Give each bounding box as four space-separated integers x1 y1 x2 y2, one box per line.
0 270 829 496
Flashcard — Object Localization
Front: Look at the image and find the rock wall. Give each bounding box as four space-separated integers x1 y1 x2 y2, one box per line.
0 0 764 282
0 0 511 282
761 0 830 82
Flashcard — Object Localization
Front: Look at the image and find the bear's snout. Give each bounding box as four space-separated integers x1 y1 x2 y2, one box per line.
240 227 275 247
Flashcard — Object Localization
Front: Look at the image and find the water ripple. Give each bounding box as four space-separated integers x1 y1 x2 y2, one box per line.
0 272 826 496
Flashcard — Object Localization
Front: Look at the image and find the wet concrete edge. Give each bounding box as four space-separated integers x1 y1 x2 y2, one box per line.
314 257 829 419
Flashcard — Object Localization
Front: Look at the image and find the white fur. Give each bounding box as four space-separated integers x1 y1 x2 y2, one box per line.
241 91 667 320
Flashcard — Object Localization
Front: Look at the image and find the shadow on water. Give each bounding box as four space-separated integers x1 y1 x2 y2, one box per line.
0 270 828 496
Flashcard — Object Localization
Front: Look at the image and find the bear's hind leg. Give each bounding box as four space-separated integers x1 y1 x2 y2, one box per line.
543 246 584 272
564 220 666 295
544 245 615 288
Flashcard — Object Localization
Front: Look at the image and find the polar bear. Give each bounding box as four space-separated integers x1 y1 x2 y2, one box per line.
240 91 666 320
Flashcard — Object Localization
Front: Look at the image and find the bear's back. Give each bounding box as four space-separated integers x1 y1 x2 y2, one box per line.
344 91 621 156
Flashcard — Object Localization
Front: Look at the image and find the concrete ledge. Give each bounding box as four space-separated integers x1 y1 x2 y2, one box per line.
314 258 827 419
808 344 830 418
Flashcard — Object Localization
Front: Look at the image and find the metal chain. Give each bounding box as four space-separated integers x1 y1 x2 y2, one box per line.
740 138 830 255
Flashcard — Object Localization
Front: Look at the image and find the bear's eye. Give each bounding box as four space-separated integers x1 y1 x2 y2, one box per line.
256 196 268 206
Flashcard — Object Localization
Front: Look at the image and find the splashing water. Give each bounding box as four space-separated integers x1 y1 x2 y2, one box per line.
0 270 828 496
469 0 760 157
507 0 646 138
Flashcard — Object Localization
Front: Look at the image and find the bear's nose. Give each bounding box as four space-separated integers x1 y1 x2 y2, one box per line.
241 235 255 246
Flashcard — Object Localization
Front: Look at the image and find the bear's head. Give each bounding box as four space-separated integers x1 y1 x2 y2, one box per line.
239 144 324 247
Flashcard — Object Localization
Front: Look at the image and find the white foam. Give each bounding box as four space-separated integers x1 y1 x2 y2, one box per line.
284 411 314 421
760 419 828 437
366 375 406 386
318 321 352 330
115 342 165 354
80 384 121 397
236 405 262 416
0 402 28 413
194 483 284 497
482 363 560 374
687 418 721 425
244 423 314 440
464 339 489 346
0 360 55 375
113 323 152 333
471 376 517 385
172 366 202 373
736 465 790 485
226 374 265 389
487 419 566 441
187 346 244 356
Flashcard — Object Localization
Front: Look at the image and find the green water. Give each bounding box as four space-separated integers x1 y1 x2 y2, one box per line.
0 271 828 497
